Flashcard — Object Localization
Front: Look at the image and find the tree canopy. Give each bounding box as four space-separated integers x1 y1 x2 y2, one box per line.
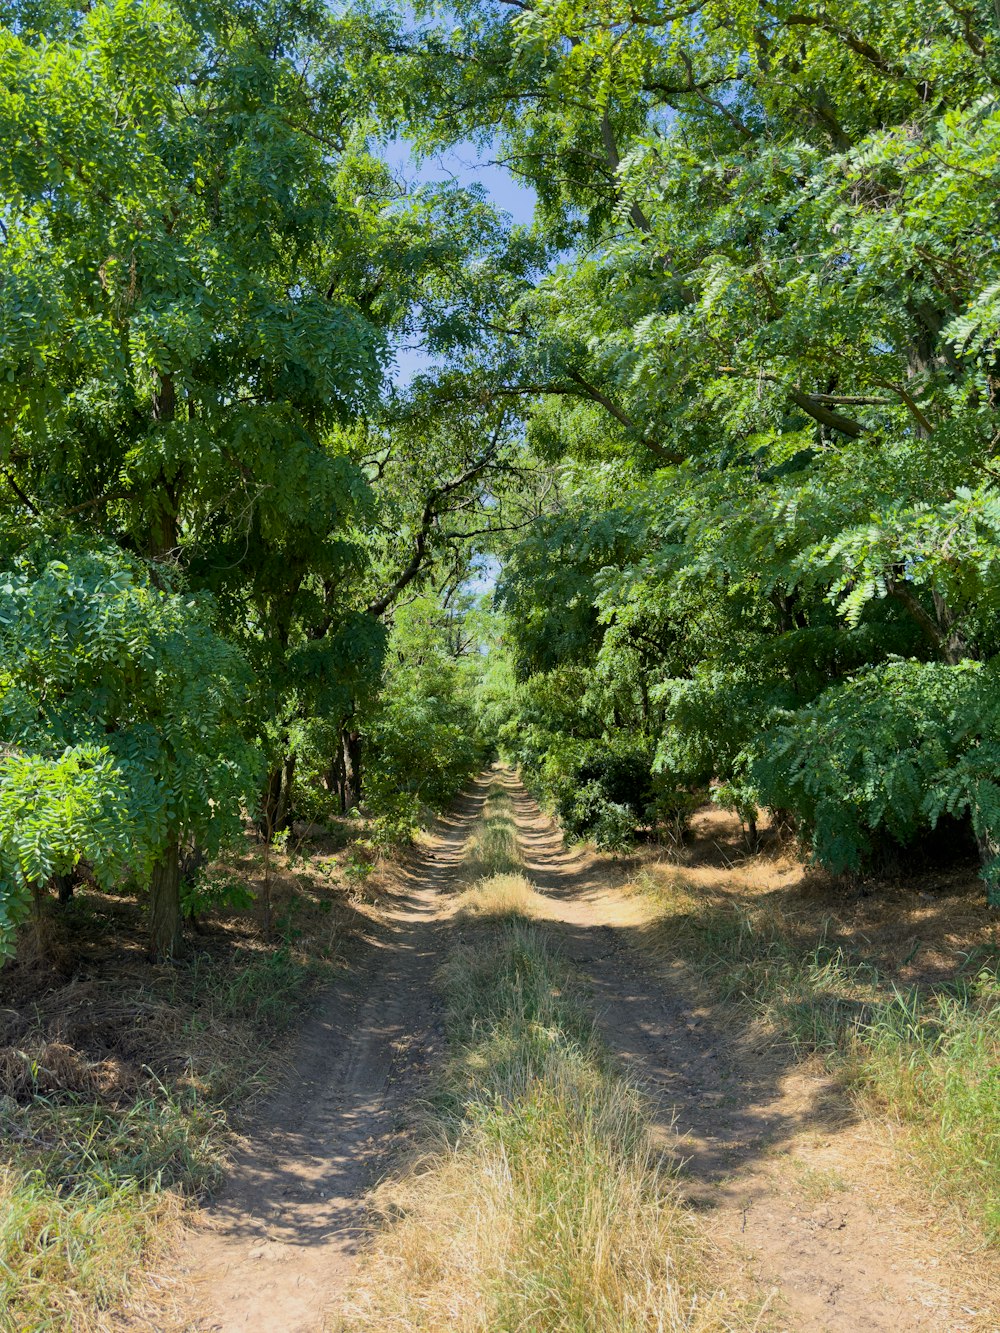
3 0 1000 961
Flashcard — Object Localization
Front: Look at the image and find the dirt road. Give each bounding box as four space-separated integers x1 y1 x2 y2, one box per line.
180 772 994 1332
180 788 484 1332
506 775 994 1333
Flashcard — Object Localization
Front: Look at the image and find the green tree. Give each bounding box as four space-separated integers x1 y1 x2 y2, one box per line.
377 0 1000 881
0 541 258 958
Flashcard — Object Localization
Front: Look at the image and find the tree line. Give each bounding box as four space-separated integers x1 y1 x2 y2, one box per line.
398 0 1000 884
3 0 1000 965
0 0 536 958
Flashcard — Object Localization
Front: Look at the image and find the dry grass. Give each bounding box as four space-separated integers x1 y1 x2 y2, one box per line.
336 807 762 1332
0 832 376 1331
625 805 1000 1241
465 785 523 879
455 872 546 919
339 913 755 1332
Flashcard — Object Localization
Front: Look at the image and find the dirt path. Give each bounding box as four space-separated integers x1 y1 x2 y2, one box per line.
180 771 995 1332
179 785 487 1332
504 773 997 1333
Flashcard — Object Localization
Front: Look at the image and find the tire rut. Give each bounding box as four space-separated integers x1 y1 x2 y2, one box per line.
501 772 995 1333
179 782 489 1333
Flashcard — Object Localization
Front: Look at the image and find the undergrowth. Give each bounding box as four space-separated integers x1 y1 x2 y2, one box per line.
0 896 340 1330
633 869 1000 1239
338 797 757 1331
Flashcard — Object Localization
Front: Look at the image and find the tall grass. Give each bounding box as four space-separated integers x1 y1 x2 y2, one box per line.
340 827 758 1329
0 1093 209 1333
634 870 1000 1239
0 1163 178 1333
466 784 523 879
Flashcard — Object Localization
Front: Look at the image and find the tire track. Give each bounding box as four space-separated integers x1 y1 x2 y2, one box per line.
501 771 994 1333
179 782 490 1333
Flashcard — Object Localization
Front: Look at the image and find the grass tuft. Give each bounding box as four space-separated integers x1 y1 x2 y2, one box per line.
455 872 545 919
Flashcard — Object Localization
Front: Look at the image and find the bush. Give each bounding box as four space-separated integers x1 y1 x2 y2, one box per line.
516 736 655 846
751 658 1000 891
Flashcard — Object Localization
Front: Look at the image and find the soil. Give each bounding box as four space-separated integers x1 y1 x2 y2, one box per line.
180 790 483 1332
508 777 999 1333
178 773 999 1332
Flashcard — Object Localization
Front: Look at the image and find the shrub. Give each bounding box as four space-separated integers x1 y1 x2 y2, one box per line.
751 658 1000 893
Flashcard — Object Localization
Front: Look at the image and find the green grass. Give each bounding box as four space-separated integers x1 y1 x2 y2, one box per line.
0 1089 226 1331
635 871 1000 1239
0 1159 177 1333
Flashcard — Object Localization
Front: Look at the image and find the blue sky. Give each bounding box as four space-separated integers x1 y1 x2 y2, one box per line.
379 139 533 599
382 137 536 384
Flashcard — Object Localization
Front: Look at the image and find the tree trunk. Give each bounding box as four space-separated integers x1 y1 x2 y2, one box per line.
261 764 283 840
261 755 296 840
746 816 759 852
341 729 362 811
275 753 296 831
54 872 75 906
149 840 183 961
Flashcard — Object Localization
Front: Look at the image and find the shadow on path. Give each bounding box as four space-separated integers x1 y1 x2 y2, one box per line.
181 777 492 1333
493 769 986 1333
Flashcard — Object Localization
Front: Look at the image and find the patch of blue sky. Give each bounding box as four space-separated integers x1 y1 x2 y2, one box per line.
381 136 536 384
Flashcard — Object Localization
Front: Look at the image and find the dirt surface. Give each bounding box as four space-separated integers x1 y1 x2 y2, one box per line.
179 772 998 1332
507 774 999 1333
179 789 485 1332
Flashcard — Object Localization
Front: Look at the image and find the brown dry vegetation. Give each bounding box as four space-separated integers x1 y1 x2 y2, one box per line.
0 821 388 1331
640 804 998 989
622 804 1000 1241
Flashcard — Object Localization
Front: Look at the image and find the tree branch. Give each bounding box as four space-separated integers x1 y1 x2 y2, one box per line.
366 424 507 619
4 470 40 516
564 368 681 462
718 367 865 438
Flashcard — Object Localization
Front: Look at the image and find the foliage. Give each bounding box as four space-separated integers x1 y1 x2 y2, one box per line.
0 0 530 951
750 660 1000 877
369 0 1000 884
180 868 255 921
362 596 490 830
0 543 259 954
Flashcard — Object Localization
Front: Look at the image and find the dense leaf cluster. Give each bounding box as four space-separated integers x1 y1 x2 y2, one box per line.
0 0 523 956
367 0 1000 887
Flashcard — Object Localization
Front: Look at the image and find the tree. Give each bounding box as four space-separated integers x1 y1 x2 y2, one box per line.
373 0 1000 883
0 0 536 951
0 541 258 959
